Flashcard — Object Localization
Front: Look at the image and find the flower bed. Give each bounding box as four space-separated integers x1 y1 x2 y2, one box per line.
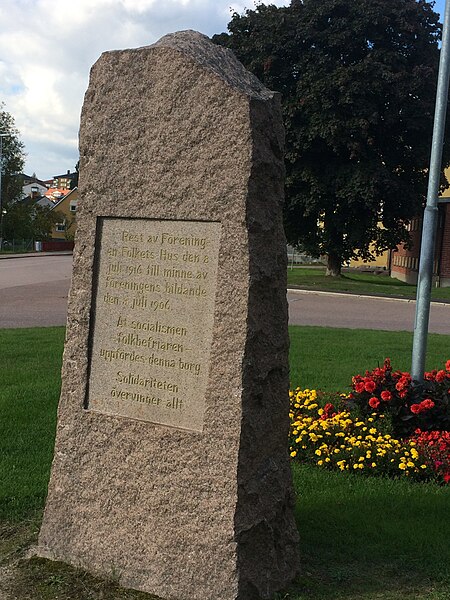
348 358 450 436
289 359 450 484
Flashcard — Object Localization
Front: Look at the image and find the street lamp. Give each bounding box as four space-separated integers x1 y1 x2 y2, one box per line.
0 132 12 250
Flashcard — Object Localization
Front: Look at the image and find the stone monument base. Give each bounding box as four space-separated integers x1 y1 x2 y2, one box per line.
37 31 300 600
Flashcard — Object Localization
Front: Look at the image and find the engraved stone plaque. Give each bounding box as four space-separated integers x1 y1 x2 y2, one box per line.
87 217 221 432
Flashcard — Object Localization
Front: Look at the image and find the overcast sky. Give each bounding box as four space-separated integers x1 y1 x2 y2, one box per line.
0 0 445 180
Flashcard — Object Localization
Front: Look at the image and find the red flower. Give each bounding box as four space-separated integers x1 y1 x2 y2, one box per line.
354 382 365 393
395 376 409 391
420 398 435 410
436 369 447 382
410 404 422 414
321 403 336 420
380 390 392 402
369 397 380 409
373 367 385 378
446 359 450 372
364 379 376 393
444 473 450 483
424 370 437 381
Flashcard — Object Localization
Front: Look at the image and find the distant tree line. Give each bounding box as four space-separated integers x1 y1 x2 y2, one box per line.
0 104 66 243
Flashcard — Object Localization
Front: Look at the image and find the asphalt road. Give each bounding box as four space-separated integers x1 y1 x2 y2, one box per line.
1 254 450 333
287 289 450 334
0 254 72 328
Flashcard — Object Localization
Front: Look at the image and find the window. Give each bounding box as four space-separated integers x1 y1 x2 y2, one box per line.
56 223 66 232
69 202 77 212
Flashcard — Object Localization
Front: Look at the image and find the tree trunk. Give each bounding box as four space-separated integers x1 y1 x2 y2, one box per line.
326 253 342 277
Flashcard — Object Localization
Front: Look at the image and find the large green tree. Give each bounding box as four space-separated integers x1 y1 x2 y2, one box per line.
214 0 449 275
0 104 25 212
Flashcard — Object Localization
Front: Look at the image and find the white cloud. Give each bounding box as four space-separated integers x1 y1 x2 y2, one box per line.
0 0 290 177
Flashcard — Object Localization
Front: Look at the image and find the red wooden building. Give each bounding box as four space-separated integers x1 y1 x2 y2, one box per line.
391 198 450 287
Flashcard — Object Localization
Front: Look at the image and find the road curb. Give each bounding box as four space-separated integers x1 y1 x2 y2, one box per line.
287 287 450 308
0 251 73 260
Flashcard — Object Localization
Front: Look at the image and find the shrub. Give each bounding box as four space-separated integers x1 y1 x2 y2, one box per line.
347 359 450 437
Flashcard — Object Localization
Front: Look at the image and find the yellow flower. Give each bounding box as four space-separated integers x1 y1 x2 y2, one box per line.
399 463 407 470
315 449 322 456
290 451 297 458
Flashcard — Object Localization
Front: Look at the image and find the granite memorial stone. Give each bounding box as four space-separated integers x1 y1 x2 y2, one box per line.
37 30 299 600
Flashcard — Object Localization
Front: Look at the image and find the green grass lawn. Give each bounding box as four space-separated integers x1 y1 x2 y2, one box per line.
287 267 450 301
1 325 450 600
0 327 64 522
289 325 450 391
289 464 450 600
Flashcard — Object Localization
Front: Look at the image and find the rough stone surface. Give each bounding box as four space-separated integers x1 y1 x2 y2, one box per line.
37 30 300 600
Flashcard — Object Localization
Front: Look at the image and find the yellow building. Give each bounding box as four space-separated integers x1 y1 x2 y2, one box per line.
50 187 78 240
349 248 390 270
440 167 450 200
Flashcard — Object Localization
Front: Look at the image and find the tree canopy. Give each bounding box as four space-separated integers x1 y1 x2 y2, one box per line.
2 203 63 242
214 0 449 275
0 104 25 209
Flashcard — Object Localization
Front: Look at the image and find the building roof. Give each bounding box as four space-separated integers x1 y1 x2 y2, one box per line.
44 188 69 202
50 186 78 210
53 171 77 180
21 173 49 187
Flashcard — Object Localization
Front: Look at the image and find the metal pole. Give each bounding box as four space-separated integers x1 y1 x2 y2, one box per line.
0 135 3 250
0 132 13 250
411 0 450 382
